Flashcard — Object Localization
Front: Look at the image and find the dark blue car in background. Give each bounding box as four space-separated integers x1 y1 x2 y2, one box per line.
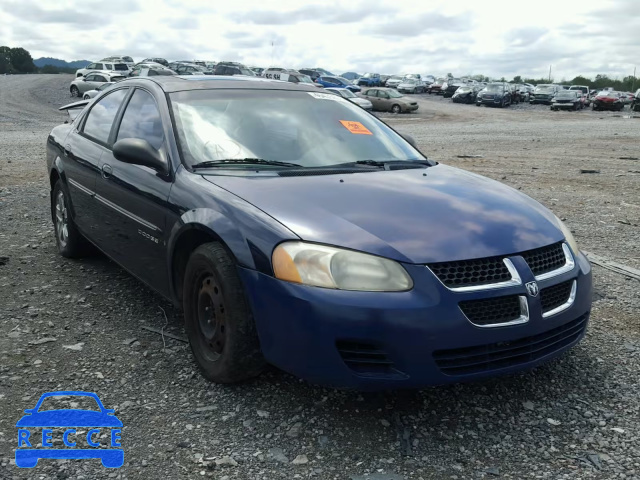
315 75 361 92
47 76 592 390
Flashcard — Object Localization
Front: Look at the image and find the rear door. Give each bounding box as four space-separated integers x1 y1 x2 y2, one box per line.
63 87 129 237
94 87 173 295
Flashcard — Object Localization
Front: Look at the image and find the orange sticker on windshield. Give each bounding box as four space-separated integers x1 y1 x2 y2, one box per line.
340 120 372 135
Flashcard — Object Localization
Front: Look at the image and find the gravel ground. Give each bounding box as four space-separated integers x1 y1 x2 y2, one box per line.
0 75 639 480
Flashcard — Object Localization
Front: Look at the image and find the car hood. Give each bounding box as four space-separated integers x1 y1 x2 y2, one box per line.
204 164 563 263
351 97 372 106
16 410 123 427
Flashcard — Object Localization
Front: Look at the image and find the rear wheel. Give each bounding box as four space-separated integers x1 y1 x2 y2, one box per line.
183 243 265 383
391 104 401 114
51 181 91 258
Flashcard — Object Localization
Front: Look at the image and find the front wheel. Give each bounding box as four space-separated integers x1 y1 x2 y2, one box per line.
391 104 401 114
183 243 265 383
70 86 79 97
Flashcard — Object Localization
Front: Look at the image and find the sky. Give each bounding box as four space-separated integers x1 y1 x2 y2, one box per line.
0 0 637 80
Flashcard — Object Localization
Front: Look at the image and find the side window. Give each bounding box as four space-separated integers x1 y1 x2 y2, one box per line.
131 68 140 76
82 89 128 144
85 74 97 82
87 63 97 69
95 75 107 83
105 64 113 70
116 89 164 151
148 69 158 76
95 63 104 70
367 90 378 97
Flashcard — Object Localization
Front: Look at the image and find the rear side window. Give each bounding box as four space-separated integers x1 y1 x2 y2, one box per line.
117 89 164 150
114 64 128 71
82 89 128 144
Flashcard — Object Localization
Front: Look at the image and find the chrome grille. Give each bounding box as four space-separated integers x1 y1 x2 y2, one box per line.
520 242 566 276
459 295 522 326
428 257 511 288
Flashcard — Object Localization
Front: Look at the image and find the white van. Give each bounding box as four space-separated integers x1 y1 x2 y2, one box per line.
263 70 320 87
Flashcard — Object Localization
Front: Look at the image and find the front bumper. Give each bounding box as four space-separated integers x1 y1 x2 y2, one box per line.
239 252 592 390
476 96 504 106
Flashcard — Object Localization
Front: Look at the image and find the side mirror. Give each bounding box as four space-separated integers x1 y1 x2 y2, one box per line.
113 138 165 172
401 133 417 148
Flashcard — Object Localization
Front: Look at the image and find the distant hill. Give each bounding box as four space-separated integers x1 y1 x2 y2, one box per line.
33 57 90 69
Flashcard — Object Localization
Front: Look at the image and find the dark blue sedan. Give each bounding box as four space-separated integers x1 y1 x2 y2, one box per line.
315 75 361 92
47 76 592 390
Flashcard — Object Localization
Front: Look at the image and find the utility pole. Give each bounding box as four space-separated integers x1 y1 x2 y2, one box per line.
632 67 636 92
548 65 552 82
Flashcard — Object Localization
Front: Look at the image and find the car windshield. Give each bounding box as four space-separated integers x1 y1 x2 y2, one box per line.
170 89 424 169
403 79 417 84
485 84 504 92
556 92 576 98
110 76 125 82
37 395 101 412
122 56 134 63
296 75 314 84
333 89 355 98
362 73 374 78
98 83 113 91
239 68 255 76
385 90 403 98
535 86 554 92
457 87 471 92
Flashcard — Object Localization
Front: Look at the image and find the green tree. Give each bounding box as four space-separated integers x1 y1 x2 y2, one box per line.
512 75 522 83
0 46 12 74
9 47 35 73
40 64 60 74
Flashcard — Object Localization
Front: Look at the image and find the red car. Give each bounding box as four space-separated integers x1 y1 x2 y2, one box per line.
592 91 625 111
426 78 446 94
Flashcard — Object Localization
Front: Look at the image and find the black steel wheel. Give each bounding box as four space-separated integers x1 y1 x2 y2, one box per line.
183 243 265 383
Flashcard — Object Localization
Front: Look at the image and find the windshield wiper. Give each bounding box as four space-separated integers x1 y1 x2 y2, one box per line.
191 158 302 169
334 159 432 169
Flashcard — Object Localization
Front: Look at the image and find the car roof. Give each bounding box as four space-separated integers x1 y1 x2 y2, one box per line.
118 75 324 93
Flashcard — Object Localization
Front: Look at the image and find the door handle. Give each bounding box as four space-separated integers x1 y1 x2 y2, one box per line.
101 164 112 179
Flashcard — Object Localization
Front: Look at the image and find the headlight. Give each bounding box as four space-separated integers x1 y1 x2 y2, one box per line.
272 241 413 291
554 216 581 255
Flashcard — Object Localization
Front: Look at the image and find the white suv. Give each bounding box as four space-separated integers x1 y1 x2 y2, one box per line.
75 61 130 77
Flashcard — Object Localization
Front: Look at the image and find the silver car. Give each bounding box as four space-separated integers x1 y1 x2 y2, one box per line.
82 82 115 100
324 87 373 110
69 72 125 97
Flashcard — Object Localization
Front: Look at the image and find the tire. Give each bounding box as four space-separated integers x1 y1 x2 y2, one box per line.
51 180 91 258
391 104 401 114
70 85 79 97
183 243 265 383
83 94 90 100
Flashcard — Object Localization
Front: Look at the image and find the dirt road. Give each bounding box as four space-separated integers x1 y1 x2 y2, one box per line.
0 75 638 480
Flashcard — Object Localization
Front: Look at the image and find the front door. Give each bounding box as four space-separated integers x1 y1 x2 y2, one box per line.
64 88 129 236
94 87 173 295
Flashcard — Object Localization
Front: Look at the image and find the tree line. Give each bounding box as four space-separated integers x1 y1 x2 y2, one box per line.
0 46 36 74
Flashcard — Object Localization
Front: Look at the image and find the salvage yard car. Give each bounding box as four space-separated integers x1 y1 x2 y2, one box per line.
360 87 418 113
530 84 561 105
324 87 373 110
69 73 125 97
48 75 592 390
452 85 481 104
550 90 583 111
397 78 425 94
82 82 116 100
476 83 512 107
592 91 625 111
